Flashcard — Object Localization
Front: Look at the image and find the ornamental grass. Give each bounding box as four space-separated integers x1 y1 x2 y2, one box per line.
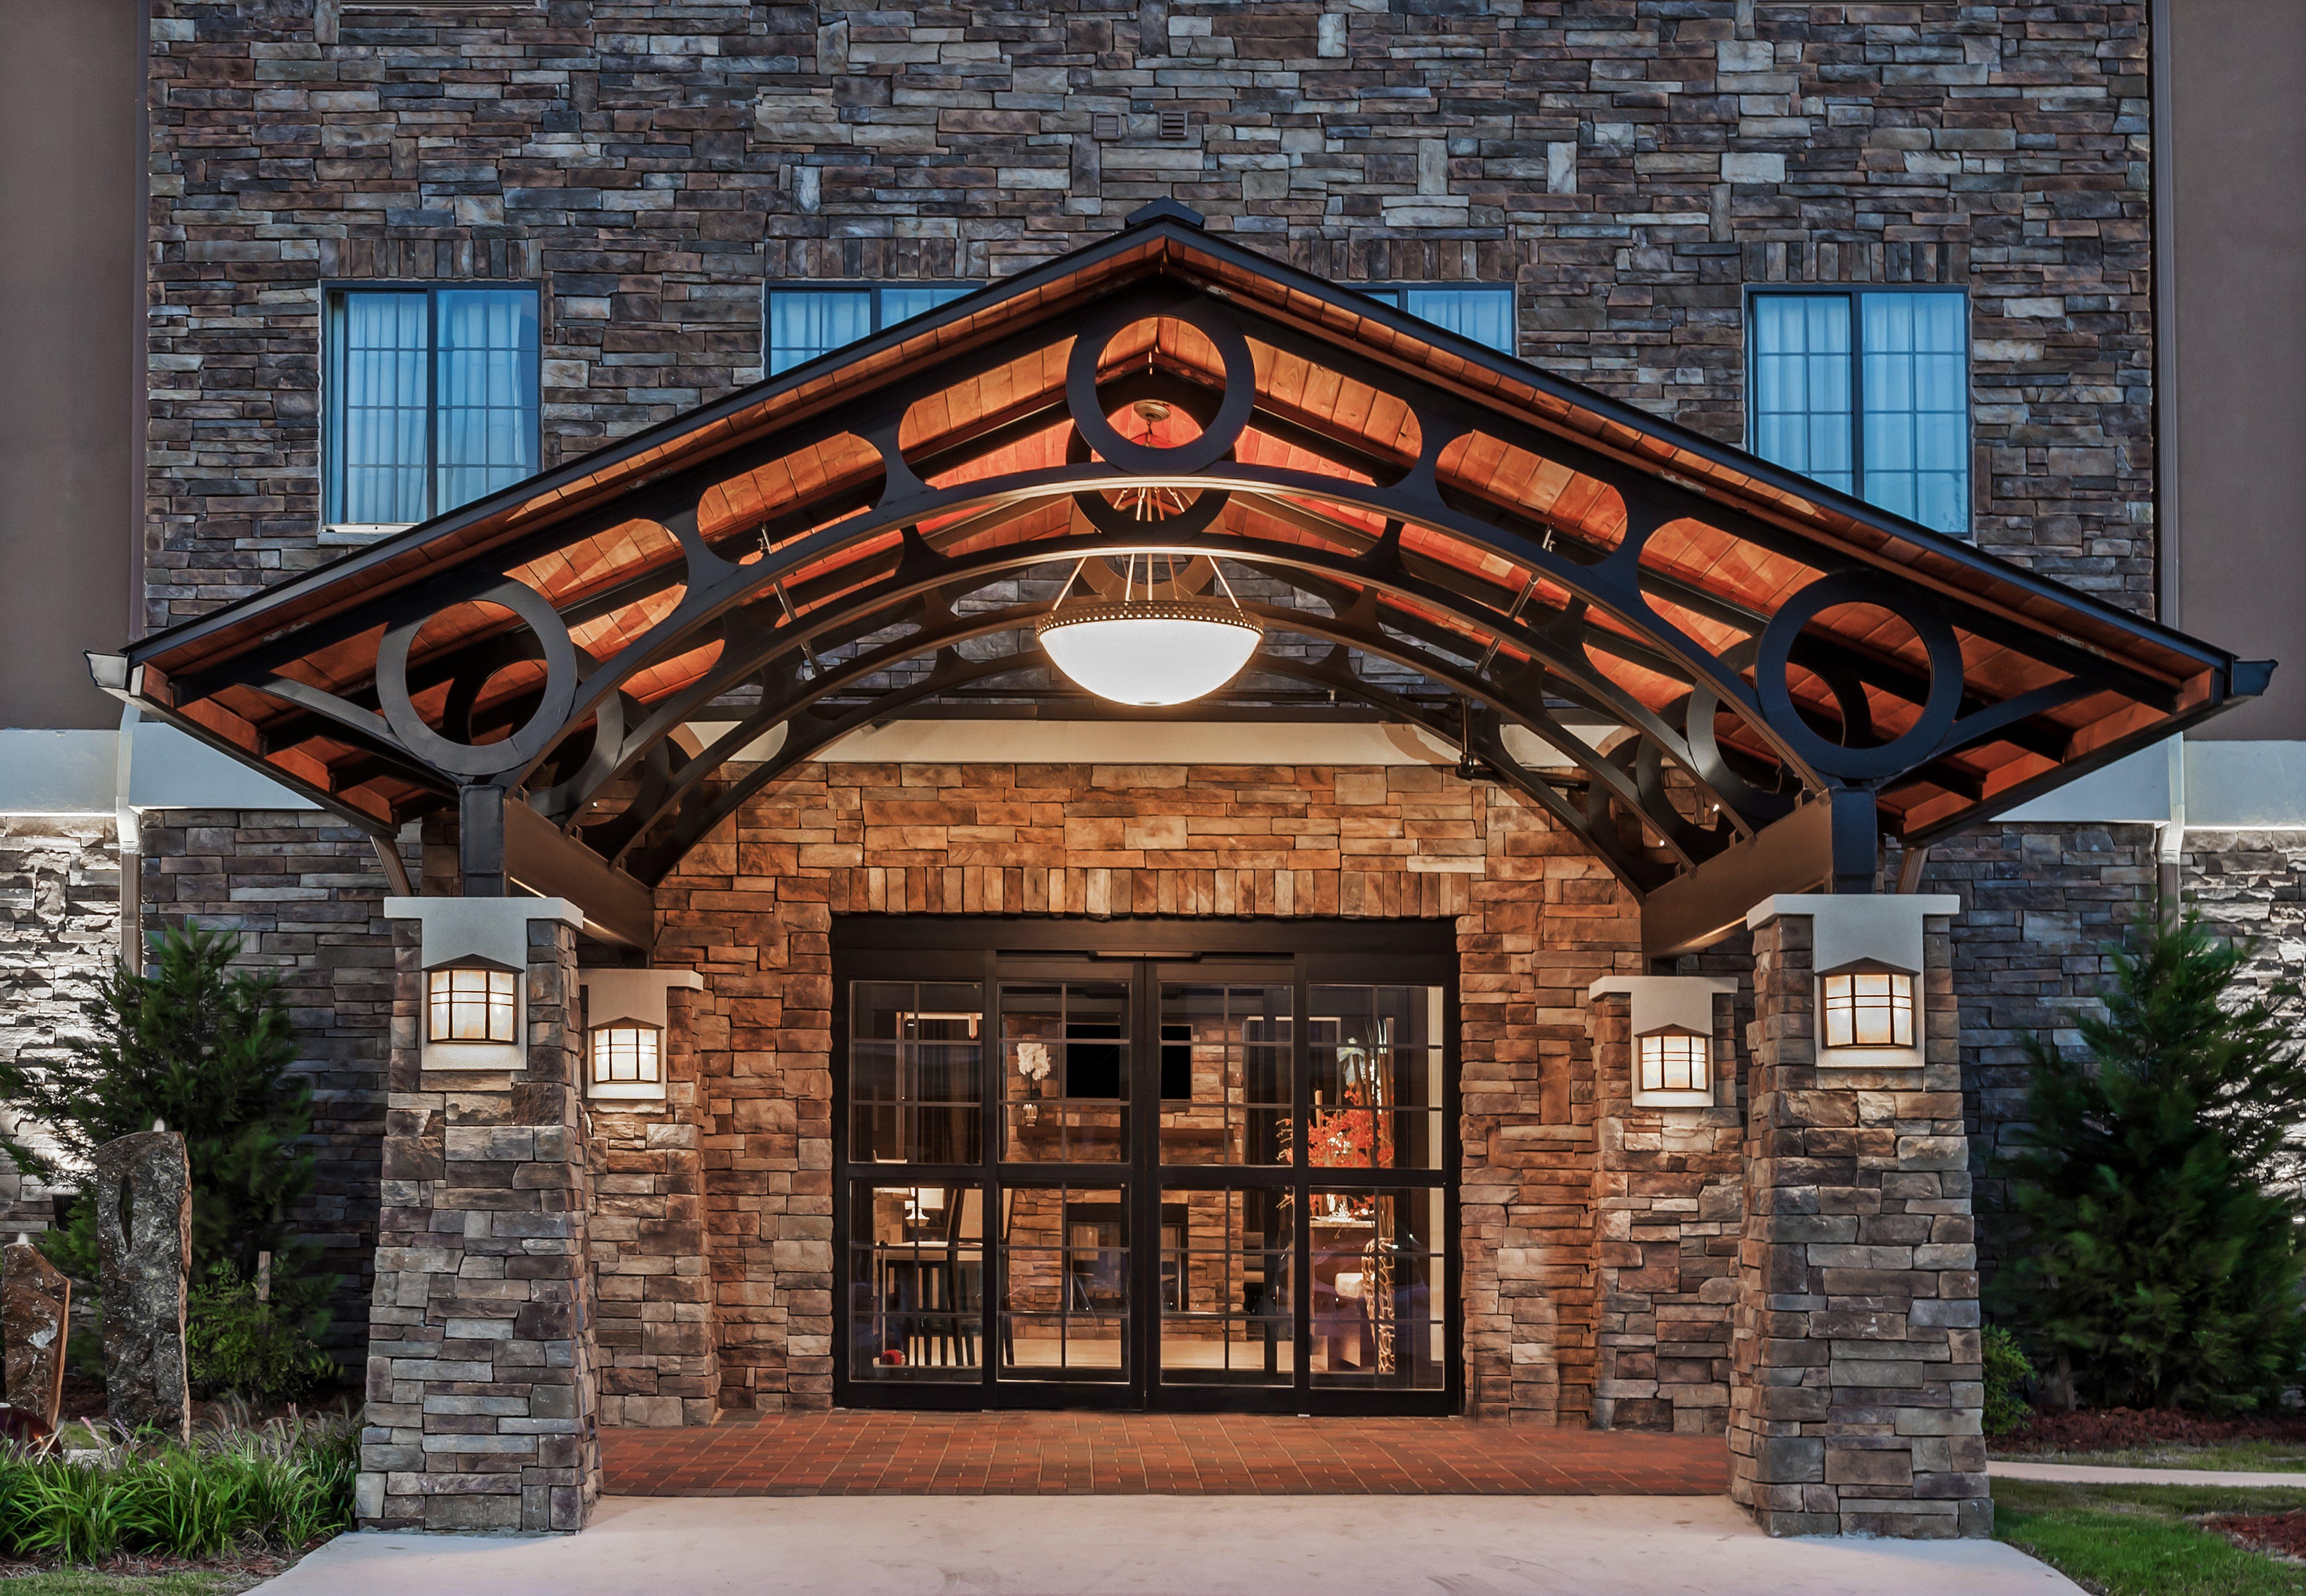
0 1410 355 1564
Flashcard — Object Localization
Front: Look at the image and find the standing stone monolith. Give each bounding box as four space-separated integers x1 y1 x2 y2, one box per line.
91 1130 192 1442
1 1241 72 1430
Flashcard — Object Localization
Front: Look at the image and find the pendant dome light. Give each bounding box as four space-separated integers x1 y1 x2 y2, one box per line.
1038 551 1264 707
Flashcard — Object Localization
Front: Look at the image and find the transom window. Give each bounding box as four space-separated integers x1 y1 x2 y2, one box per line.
1361 284 1516 356
324 284 540 533
428 966 518 1045
765 283 974 375
1748 288 1970 535
1820 968 1916 1050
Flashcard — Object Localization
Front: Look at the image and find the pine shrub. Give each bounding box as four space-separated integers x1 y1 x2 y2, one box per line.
1989 907 2306 1413
0 924 338 1386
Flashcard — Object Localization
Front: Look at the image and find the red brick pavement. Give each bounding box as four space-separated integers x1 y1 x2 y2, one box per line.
602 1412 1727 1497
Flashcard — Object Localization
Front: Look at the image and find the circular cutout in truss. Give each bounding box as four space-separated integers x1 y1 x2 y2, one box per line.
1065 295 1256 476
1753 571 1963 783
378 576 581 778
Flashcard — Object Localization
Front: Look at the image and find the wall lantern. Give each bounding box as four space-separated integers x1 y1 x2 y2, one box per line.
1589 975 1735 1109
589 1022 664 1091
577 967 705 1102
1819 960 1916 1051
1636 1026 1711 1096
428 962 518 1045
1743 893 1955 1071
1038 551 1262 706
387 896 582 1072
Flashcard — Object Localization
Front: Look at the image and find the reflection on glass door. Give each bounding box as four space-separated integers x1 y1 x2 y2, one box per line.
1308 985 1444 1171
833 926 1457 1413
1159 1186 1293 1385
1308 1186 1444 1390
999 1185 1129 1382
1001 982 1129 1162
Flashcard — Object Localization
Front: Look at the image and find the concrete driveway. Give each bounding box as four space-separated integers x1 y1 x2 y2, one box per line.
254 1494 2081 1595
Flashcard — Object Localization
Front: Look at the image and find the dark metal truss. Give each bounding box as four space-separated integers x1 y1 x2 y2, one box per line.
117 272 2256 920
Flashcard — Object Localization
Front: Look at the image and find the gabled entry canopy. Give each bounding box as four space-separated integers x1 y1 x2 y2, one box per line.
95 203 2264 952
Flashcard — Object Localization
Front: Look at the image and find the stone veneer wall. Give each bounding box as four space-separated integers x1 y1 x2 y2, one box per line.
0 818 121 1231
145 0 2156 631
1730 904 1988 1538
588 984 720 1428
1586 988 1743 1434
361 912 603 1532
138 809 403 1361
654 758 1638 1422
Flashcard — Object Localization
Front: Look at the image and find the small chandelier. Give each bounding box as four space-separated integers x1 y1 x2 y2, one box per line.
1038 551 1263 707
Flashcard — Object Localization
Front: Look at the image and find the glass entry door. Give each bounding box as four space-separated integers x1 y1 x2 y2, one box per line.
832 920 1459 1414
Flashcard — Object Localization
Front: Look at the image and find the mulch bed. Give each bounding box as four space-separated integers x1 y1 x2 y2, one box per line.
1997 1407 2306 1454
2207 1511 2306 1562
0 1548 297 1587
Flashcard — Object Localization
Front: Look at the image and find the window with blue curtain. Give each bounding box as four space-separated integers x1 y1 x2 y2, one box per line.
1747 288 1970 535
325 284 540 529
765 283 973 375
1364 285 1517 356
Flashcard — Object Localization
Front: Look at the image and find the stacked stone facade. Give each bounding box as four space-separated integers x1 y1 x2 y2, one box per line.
360 911 603 1533
656 757 1638 1422
138 810 405 1356
1729 905 1987 1539
144 0 2154 628
587 983 720 1428
0 818 119 1231
1586 988 1742 1435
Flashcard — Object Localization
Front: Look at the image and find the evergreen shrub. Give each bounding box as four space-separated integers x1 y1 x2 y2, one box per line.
1989 907 2306 1412
0 925 338 1395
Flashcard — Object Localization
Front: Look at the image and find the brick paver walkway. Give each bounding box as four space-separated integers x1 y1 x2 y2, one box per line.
602 1412 1728 1496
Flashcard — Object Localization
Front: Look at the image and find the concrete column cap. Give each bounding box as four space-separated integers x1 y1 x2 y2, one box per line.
1587 974 1737 1038
384 895 584 970
1744 893 1960 980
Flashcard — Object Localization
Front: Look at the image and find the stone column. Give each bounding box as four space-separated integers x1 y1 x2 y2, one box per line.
581 969 719 1427
1729 893 1987 1539
1586 977 1741 1434
360 898 603 1533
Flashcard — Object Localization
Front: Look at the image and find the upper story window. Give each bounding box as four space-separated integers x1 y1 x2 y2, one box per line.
1363 284 1516 356
765 283 973 375
324 284 541 535
1748 288 1970 535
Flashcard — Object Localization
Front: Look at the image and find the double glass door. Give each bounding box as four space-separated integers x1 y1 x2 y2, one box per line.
832 924 1458 1413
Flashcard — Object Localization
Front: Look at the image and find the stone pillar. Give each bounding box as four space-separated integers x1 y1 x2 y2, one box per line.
1729 893 1987 1539
1586 977 1741 1434
360 898 603 1533
580 968 719 1428
92 1129 192 1442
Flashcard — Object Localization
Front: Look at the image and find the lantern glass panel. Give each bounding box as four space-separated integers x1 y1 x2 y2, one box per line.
591 1025 663 1086
1636 1032 1709 1094
428 966 517 1043
1821 970 1914 1048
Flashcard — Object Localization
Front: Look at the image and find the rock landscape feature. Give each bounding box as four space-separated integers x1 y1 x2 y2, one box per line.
91 1129 192 1442
0 1240 71 1431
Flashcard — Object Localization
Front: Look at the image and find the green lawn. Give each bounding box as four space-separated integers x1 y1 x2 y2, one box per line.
1994 1477 2306 1595
1992 1438 2306 1473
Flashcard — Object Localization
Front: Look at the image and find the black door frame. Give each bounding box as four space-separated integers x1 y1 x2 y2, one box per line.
831 915 1462 1415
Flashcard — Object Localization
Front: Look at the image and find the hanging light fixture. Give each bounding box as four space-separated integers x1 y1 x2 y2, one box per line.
1038 550 1264 707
